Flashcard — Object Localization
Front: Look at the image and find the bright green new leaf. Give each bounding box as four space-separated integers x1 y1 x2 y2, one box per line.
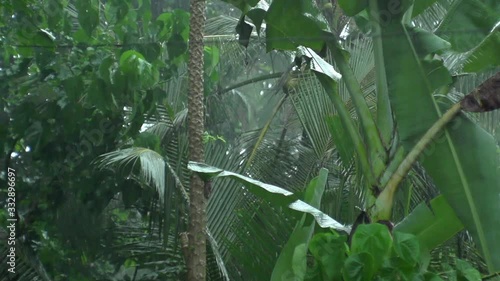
350 224 393 272
119 50 159 89
392 232 420 267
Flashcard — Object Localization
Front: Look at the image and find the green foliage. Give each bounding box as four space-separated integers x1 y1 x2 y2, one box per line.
306 226 480 281
0 0 195 279
372 0 500 269
308 232 347 280
2 0 499 279
224 0 499 278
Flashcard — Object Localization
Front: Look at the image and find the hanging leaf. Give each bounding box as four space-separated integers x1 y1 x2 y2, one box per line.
188 162 350 232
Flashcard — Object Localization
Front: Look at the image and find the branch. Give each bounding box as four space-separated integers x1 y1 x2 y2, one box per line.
215 72 284 96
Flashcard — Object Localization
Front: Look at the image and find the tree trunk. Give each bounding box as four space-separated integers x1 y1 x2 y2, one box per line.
187 0 207 280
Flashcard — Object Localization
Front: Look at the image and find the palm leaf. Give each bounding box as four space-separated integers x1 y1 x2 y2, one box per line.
95 147 165 202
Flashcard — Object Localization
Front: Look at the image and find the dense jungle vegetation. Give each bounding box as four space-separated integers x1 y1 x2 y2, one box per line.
1 0 499 280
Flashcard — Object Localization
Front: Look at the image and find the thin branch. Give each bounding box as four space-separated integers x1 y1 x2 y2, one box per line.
215 72 284 96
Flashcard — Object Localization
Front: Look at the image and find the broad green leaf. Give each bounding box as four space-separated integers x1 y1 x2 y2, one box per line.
455 259 482 281
392 232 420 266
309 232 347 281
421 101 500 272
137 42 162 62
377 257 419 280
377 1 500 271
271 169 328 281
338 0 368 16
120 50 147 73
350 224 392 271
62 76 84 103
343 252 376 281
119 50 159 89
408 27 451 56
75 0 99 36
188 162 350 232
87 76 113 111
463 27 500 72
167 33 188 59
265 0 327 52
395 195 463 251
98 56 115 85
436 0 500 52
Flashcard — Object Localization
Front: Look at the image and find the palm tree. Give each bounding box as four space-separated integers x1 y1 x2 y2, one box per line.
187 0 208 279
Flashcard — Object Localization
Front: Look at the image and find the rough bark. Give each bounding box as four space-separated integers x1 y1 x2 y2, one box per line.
187 0 207 280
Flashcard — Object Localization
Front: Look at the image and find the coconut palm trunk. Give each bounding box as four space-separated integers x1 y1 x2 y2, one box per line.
187 0 207 280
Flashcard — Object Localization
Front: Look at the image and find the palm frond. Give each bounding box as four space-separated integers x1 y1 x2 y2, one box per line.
95 147 166 201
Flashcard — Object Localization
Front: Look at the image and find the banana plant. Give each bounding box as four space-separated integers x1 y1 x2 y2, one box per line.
214 0 500 275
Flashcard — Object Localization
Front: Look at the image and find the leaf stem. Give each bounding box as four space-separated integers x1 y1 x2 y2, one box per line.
374 102 462 220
